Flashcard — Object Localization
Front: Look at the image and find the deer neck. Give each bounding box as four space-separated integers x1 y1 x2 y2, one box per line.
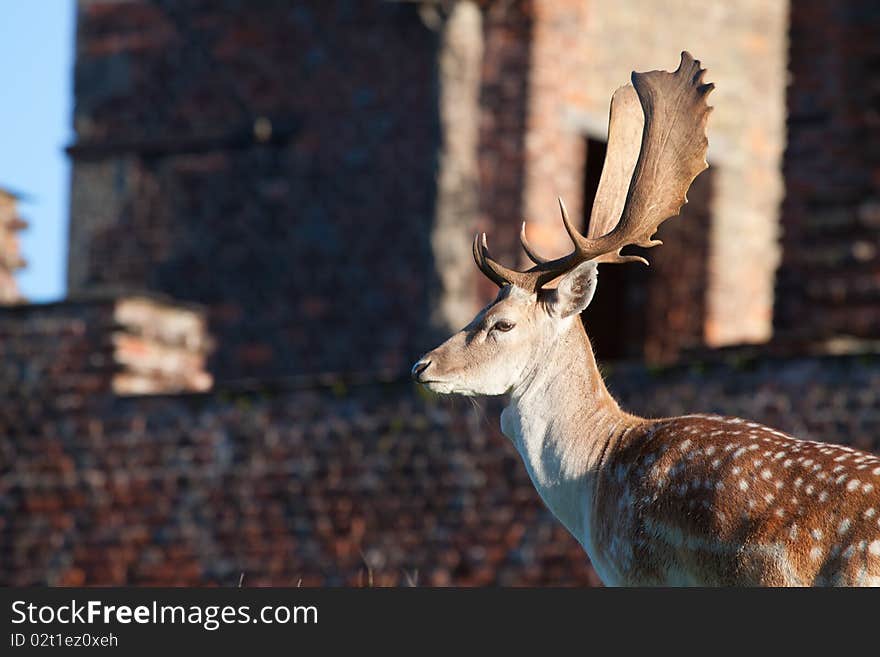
501 317 640 544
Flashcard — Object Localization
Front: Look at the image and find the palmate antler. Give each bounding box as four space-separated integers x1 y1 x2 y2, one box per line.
475 51 714 290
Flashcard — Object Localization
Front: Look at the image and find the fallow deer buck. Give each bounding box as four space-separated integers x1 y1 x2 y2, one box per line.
412 52 880 586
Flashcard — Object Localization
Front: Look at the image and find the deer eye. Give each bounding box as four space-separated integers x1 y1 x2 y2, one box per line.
490 319 515 333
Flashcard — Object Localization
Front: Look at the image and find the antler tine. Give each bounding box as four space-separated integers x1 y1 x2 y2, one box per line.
557 197 584 254
598 251 650 266
475 232 538 290
472 231 483 269
472 233 506 288
520 222 549 265
561 196 651 266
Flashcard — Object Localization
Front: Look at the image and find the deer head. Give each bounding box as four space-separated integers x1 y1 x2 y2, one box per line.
412 52 714 396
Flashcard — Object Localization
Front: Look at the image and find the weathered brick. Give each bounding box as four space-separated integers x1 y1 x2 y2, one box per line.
775 0 880 347
68 0 441 380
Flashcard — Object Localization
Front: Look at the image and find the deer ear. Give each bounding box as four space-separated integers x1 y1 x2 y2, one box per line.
547 261 598 318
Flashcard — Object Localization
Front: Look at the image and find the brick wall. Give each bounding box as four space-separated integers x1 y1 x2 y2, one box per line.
430 2 484 332
2 377 598 586
68 0 441 380
0 294 211 399
3 352 879 586
473 0 533 302
0 300 117 400
775 0 880 346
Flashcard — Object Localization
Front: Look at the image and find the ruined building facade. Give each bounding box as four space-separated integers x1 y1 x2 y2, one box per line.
774 0 880 349
67 0 788 372
2 0 880 586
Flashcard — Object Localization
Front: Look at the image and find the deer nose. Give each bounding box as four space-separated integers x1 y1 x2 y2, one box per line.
411 359 431 381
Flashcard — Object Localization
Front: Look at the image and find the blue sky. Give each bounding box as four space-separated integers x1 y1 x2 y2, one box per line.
0 1 75 301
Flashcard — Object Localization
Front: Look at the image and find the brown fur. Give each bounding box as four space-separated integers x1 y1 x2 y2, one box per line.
595 415 880 585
